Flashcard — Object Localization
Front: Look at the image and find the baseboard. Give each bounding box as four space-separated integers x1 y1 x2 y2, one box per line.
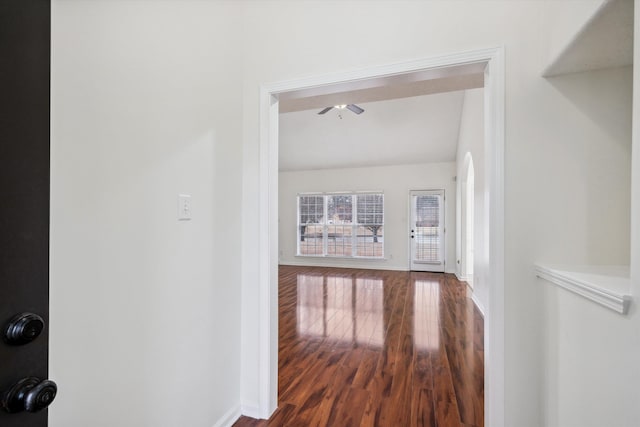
212 404 241 427
279 260 405 271
455 272 468 282
280 260 459 274
471 292 485 317
240 403 262 420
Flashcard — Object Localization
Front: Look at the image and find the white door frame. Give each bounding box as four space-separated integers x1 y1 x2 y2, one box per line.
409 189 446 272
461 152 476 285
257 46 505 427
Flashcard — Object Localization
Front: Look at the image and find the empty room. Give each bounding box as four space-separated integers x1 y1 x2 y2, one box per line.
256 74 488 426
1 1 638 427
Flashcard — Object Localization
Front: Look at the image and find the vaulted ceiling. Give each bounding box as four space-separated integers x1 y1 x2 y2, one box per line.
278 66 483 172
279 90 469 171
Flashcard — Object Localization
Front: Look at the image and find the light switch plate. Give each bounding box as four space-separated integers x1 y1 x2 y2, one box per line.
178 194 192 220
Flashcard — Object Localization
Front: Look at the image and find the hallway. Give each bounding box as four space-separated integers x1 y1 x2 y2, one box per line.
234 266 484 427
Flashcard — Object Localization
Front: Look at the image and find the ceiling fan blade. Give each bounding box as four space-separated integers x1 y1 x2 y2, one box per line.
318 107 333 115
346 104 364 114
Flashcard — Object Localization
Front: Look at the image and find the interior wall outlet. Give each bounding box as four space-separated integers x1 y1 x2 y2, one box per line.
178 194 192 220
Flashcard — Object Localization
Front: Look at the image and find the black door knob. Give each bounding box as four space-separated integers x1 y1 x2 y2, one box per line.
4 313 45 345
1 377 57 413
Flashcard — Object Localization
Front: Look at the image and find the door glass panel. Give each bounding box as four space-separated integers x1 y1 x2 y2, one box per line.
414 195 441 263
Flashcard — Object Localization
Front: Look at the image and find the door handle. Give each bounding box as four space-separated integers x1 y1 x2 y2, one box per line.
1 377 57 413
4 313 44 345
410 229 415 239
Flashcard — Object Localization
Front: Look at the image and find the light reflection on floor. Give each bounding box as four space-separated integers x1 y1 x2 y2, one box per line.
413 280 440 351
296 274 445 351
296 274 384 347
259 267 485 427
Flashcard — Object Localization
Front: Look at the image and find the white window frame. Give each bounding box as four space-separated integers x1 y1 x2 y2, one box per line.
296 191 384 259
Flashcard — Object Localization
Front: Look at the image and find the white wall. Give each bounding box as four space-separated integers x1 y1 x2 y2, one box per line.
50 2 243 426
539 39 636 427
279 163 456 272
631 2 640 424
47 2 637 427
240 1 611 425
523 66 633 427
455 88 487 312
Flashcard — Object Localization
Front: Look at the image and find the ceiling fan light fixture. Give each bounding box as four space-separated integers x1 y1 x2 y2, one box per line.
346 104 364 114
317 104 364 115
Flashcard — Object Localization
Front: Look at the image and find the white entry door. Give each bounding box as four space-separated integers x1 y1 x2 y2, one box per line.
410 190 445 272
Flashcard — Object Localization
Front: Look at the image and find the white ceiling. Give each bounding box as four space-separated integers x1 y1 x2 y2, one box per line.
279 90 467 171
278 63 485 172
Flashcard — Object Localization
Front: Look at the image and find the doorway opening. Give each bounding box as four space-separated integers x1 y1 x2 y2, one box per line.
257 47 505 426
410 189 446 272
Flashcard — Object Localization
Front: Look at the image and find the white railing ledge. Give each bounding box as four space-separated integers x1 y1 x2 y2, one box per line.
535 264 632 315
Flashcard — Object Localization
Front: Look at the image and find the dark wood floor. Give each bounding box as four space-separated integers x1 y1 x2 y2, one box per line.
234 266 484 427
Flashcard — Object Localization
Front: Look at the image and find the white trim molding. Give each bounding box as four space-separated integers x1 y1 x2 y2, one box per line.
239 404 261 420
258 46 506 427
211 404 241 427
535 264 632 314
455 272 469 282
281 260 399 271
472 292 486 317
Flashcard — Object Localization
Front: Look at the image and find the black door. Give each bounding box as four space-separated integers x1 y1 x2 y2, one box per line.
0 1 56 426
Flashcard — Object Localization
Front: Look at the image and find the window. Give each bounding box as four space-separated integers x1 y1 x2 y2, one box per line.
356 194 384 257
298 195 324 255
297 192 384 258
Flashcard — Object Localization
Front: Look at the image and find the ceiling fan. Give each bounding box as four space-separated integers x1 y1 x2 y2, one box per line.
317 104 365 115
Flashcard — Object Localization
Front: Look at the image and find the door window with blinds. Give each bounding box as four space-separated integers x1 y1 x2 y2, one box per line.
297 193 384 258
410 190 445 272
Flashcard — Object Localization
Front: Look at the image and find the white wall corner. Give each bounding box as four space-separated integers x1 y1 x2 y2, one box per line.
240 403 262 420
472 292 486 317
211 405 242 427
455 272 468 282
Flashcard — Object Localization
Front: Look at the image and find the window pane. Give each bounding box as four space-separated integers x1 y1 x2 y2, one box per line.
356 225 383 257
299 224 325 255
356 194 383 225
326 195 352 256
327 195 353 223
299 195 324 224
415 195 440 262
299 195 324 256
356 194 384 257
326 224 352 256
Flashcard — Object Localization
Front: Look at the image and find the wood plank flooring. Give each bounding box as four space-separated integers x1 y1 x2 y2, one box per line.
233 266 484 427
